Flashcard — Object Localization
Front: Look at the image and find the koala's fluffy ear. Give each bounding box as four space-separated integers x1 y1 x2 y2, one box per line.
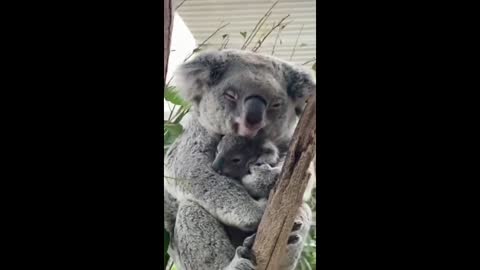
258 140 279 165
173 51 229 104
281 63 316 116
260 140 277 155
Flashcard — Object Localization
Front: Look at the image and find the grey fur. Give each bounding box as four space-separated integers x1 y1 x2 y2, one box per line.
213 135 281 200
164 49 315 270
174 49 315 148
242 163 282 200
214 134 316 202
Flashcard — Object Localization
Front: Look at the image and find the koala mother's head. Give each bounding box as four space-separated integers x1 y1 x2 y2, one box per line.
174 49 315 142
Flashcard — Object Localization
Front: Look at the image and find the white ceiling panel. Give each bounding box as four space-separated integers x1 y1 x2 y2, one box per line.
175 0 316 66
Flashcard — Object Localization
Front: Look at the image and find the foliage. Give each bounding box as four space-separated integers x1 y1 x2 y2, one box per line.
164 229 170 268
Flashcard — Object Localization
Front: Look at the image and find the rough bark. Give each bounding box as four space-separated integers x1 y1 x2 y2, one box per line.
252 94 316 270
163 1 173 268
164 0 173 84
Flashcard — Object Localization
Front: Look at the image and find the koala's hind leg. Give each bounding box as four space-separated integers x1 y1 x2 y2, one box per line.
164 190 178 235
172 200 256 270
279 203 313 270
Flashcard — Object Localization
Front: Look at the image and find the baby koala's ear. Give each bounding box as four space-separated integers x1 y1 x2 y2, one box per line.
257 140 280 166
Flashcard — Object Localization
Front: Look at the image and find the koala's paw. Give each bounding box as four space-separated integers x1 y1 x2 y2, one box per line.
227 234 257 270
286 219 306 245
249 164 281 180
256 198 268 209
250 163 272 172
275 221 309 269
242 164 280 200
235 200 266 232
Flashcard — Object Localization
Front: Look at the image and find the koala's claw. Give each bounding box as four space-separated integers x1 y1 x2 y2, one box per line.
228 240 257 270
292 221 302 232
287 234 301 245
243 233 256 249
232 233 257 268
237 246 256 263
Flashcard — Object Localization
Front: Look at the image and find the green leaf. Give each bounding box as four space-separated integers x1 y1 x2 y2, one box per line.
165 86 189 107
164 229 170 268
164 123 183 144
240 32 247 39
165 123 183 135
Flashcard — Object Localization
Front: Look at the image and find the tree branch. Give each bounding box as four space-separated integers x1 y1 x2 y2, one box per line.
252 93 316 270
164 0 174 84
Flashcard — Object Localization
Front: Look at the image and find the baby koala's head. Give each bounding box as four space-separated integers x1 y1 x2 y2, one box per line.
212 135 279 180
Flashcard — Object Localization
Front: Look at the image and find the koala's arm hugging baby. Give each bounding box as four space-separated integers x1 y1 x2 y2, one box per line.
213 134 315 202
164 122 266 232
164 49 316 270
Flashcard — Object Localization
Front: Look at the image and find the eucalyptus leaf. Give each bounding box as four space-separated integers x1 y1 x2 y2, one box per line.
164 230 170 268
165 123 183 148
165 86 189 107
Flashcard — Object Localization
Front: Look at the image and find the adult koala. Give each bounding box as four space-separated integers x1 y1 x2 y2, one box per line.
164 49 315 270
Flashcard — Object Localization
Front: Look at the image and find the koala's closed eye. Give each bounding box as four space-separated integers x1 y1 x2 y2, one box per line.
262 148 274 155
231 157 242 164
268 97 284 108
270 102 282 109
224 90 237 101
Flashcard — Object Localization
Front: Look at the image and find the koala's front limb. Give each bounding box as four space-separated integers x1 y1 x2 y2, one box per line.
170 200 312 270
165 122 266 231
241 163 282 199
243 158 316 202
164 189 178 235
171 200 256 270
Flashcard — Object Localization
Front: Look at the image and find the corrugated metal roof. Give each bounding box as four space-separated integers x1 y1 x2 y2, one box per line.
176 0 316 66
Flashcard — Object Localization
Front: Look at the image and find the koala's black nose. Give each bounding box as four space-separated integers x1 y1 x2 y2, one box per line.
212 158 224 173
244 96 266 126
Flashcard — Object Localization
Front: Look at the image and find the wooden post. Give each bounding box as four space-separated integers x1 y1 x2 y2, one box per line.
252 94 316 270
163 2 174 268
164 0 173 84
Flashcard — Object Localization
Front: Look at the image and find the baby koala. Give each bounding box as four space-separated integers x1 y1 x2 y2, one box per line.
212 135 283 199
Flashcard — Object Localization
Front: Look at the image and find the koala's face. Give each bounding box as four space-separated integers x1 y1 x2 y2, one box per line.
197 71 291 138
212 136 279 180
212 136 259 180
212 148 255 180
174 50 315 142
212 136 261 180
